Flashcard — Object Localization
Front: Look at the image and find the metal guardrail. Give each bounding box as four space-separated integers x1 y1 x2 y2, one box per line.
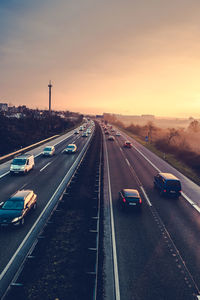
0 135 59 164
0 127 95 300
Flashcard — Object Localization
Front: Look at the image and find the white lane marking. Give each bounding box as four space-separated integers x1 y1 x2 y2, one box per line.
0 132 75 176
132 145 160 172
104 137 121 300
193 205 200 214
0 171 10 179
40 162 52 172
118 130 200 213
140 186 152 206
0 135 91 282
125 158 130 167
120 148 122 152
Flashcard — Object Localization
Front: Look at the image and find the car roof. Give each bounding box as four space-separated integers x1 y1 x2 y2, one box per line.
15 154 33 159
158 173 179 181
125 141 131 144
67 144 76 147
11 190 33 200
122 189 140 197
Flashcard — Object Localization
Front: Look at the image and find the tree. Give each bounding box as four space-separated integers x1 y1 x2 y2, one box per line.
167 128 179 144
188 120 200 133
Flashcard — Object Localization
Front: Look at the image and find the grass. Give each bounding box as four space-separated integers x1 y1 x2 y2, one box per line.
116 126 200 186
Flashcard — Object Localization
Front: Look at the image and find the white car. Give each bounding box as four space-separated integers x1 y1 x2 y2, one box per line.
10 154 35 175
82 132 88 137
64 144 77 153
42 146 55 156
116 132 121 136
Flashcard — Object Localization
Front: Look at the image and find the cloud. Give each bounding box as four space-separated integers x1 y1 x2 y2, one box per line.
0 0 200 115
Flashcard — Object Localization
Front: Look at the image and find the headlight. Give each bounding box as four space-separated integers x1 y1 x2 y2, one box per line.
12 217 21 223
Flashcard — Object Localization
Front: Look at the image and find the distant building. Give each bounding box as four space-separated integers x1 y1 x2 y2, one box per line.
0 103 8 111
96 115 104 118
141 114 155 119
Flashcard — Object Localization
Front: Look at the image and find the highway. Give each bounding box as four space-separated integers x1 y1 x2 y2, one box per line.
0 122 94 297
1 120 200 300
103 126 200 300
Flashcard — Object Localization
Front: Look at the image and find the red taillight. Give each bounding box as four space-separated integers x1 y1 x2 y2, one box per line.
163 190 166 193
139 198 142 204
122 198 126 203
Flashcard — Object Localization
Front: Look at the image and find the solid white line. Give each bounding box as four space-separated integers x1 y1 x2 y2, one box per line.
0 171 10 179
125 158 130 167
105 137 121 300
133 146 160 172
120 148 122 152
40 162 51 172
181 192 194 205
0 134 92 281
140 186 152 206
120 133 200 213
193 205 200 214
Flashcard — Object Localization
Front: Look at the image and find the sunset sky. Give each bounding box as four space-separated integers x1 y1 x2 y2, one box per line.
1 0 200 117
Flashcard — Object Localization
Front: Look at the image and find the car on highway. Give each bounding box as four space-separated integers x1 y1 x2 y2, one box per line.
119 189 142 209
154 172 182 198
86 128 92 134
116 132 121 136
124 141 132 148
10 154 35 175
108 135 115 141
0 190 37 227
42 146 55 156
79 126 84 131
105 131 109 135
74 129 79 134
82 132 88 137
64 144 77 153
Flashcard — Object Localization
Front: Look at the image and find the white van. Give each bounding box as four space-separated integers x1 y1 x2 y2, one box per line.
10 154 35 175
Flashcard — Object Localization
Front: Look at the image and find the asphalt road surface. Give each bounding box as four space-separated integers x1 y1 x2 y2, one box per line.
103 127 200 300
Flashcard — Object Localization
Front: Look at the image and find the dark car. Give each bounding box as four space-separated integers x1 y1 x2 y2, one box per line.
108 135 115 141
0 190 37 227
154 172 181 198
119 189 142 209
105 131 109 135
124 141 132 148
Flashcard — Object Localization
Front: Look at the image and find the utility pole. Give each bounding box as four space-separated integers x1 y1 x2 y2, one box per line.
48 80 52 115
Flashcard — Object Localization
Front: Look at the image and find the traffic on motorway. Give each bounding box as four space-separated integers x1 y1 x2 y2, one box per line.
102 122 200 300
0 120 94 298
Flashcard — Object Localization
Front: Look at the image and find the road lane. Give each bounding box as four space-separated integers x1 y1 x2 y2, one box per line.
104 130 199 300
0 123 94 280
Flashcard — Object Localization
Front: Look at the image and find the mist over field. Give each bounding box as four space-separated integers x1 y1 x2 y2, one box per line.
104 114 200 174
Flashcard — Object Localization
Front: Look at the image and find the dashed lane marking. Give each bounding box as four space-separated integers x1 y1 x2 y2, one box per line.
40 162 52 172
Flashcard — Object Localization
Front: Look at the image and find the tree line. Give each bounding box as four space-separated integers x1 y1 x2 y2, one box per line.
0 112 83 156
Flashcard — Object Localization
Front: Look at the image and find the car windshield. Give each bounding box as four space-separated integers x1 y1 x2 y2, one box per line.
44 147 52 151
12 158 26 165
2 200 24 210
67 145 75 149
